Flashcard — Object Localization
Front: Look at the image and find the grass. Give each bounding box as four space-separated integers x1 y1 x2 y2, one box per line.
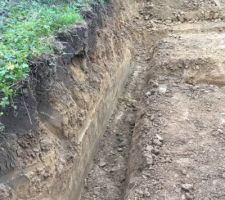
0 0 103 113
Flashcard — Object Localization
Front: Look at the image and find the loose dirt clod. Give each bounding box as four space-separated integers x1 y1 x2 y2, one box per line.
80 0 225 200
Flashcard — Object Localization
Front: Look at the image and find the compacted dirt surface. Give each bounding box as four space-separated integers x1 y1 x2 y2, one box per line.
80 0 225 199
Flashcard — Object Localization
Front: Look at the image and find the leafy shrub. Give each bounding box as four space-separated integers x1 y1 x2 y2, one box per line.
0 0 86 113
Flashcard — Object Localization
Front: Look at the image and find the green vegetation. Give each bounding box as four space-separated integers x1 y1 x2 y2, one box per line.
0 0 104 113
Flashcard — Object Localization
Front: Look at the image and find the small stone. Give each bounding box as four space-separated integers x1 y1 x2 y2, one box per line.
152 139 162 146
110 166 119 172
181 183 193 192
165 19 172 23
99 160 107 167
144 188 151 197
22 88 29 97
144 15 150 20
158 84 167 94
151 147 160 155
156 134 164 142
178 15 185 23
153 122 159 127
150 115 155 121
146 145 153 152
218 129 223 134
152 81 159 88
165 157 172 163
222 172 225 179
181 194 186 200
33 148 39 153
145 91 151 96
147 23 153 29
185 192 194 200
146 155 153 165
175 187 181 193
137 189 144 195
181 169 187 175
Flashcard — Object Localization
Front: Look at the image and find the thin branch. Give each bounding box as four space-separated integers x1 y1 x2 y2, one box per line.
22 92 33 125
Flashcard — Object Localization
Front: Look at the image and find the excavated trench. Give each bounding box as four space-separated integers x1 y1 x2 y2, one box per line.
2 0 225 200
81 0 225 200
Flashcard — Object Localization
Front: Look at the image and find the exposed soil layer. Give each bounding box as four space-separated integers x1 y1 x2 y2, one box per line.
81 0 225 200
0 1 139 200
2 0 225 199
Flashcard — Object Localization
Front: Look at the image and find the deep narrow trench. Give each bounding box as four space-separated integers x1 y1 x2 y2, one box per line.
80 0 225 200
80 46 150 200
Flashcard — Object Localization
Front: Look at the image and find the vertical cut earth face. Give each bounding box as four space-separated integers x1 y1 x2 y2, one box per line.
0 0 139 200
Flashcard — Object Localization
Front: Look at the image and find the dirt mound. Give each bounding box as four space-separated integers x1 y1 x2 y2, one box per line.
141 0 225 22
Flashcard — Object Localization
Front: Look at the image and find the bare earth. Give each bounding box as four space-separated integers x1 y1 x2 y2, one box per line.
81 0 225 199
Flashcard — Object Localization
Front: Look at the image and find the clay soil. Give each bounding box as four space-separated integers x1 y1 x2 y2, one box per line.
80 0 225 200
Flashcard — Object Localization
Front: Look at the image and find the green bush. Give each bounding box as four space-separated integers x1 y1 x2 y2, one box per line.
0 0 88 113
